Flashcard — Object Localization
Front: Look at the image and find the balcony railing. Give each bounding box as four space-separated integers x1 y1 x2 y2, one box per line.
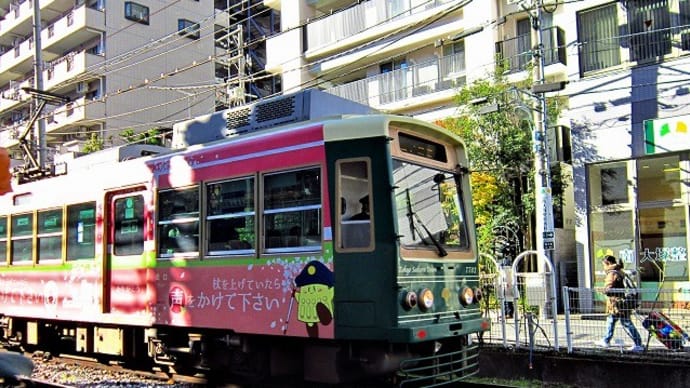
0 4 104 85
306 0 454 52
45 96 105 134
495 26 566 74
325 52 465 108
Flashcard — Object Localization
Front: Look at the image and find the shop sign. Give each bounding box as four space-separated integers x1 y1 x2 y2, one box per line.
644 115 690 155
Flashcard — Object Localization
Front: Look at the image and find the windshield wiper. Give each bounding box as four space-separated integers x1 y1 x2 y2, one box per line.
405 189 448 257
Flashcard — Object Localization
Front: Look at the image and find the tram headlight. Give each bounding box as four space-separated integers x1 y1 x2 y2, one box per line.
459 287 475 306
474 287 483 303
418 288 434 311
402 290 418 310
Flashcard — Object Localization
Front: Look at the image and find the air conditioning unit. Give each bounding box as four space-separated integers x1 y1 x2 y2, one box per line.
76 82 87 94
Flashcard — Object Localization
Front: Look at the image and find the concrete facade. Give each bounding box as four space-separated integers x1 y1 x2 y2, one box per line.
0 0 218 157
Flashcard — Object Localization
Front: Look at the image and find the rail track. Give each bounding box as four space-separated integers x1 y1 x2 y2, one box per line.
0 348 206 388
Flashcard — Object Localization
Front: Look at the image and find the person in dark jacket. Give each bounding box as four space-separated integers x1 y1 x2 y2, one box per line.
599 255 644 352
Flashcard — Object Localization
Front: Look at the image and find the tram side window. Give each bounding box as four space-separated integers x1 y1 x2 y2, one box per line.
38 209 63 262
0 216 7 264
11 213 33 264
67 202 96 260
158 187 200 256
337 159 373 250
207 177 255 255
114 195 145 256
263 168 321 253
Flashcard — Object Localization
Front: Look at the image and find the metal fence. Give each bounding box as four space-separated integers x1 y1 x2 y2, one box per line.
479 266 690 359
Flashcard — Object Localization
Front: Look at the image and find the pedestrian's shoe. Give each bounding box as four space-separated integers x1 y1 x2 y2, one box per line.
597 340 610 348
629 345 644 352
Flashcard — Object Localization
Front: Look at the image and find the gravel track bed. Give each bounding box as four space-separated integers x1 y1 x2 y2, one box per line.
26 352 202 388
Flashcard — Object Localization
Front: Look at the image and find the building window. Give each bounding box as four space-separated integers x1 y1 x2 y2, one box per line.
589 155 690 284
114 195 145 256
636 155 686 281
577 3 621 74
638 206 687 281
379 59 408 104
627 0 671 62
681 0 690 50
125 2 149 25
67 202 96 260
157 187 199 256
590 210 636 278
37 209 63 262
178 19 200 39
206 177 256 256
516 18 533 71
589 162 629 207
441 41 466 86
263 168 321 253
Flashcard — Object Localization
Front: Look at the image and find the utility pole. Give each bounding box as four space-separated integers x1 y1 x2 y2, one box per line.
531 0 556 261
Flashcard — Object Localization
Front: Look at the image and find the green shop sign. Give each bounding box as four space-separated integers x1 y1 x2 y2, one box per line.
644 115 690 155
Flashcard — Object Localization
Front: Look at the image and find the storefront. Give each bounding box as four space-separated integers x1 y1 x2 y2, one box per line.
588 115 690 287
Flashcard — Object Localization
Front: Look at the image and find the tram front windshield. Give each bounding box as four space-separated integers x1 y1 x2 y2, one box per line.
392 159 469 256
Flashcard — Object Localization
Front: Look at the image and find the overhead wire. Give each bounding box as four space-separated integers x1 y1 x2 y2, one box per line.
24 0 475 133
8 0 690 145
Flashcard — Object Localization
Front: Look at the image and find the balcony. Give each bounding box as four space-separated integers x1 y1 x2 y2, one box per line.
0 0 76 47
0 121 24 148
0 77 31 113
305 0 456 55
495 26 566 74
325 52 465 110
44 50 103 91
44 95 105 135
0 4 104 85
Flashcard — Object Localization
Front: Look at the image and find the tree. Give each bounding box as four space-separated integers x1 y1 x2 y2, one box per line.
440 71 564 263
120 127 164 146
82 133 105 154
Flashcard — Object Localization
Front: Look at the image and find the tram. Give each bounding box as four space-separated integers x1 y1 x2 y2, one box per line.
0 90 488 385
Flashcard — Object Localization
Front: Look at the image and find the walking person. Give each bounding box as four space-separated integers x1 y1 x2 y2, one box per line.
599 255 644 352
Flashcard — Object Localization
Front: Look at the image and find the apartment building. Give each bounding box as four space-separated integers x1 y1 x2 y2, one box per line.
0 0 236 163
264 0 690 294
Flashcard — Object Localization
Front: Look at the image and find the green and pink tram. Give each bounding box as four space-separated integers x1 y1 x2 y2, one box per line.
0 91 488 385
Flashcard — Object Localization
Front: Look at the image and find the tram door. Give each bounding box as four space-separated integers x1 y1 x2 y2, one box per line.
103 188 147 313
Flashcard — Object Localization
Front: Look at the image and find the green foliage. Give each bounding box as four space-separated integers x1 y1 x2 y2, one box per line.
82 133 104 154
441 76 534 256
119 127 164 146
441 72 566 259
